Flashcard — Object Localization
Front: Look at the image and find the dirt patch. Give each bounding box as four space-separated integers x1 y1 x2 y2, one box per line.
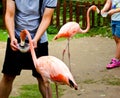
0 37 120 98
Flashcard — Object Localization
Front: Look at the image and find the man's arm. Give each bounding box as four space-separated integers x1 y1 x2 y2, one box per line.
2 0 6 23
33 8 55 47
5 0 18 50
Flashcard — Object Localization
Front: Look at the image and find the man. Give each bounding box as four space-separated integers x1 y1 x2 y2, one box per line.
0 0 57 98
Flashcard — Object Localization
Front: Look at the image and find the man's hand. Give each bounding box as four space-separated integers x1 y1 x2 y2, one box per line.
10 38 18 51
31 39 38 49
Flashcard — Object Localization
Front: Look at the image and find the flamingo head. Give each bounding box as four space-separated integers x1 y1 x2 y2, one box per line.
20 30 27 46
18 30 30 53
53 35 58 40
69 79 78 90
91 5 100 14
20 30 26 42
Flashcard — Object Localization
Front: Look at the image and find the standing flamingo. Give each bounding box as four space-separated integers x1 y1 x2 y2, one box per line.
53 5 100 70
19 29 78 98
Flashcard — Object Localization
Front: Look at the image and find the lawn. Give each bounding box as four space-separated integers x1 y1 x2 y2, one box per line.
10 84 64 98
0 25 112 42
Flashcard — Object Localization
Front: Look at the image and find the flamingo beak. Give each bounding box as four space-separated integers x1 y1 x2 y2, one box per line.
96 7 100 14
92 5 100 14
53 35 58 40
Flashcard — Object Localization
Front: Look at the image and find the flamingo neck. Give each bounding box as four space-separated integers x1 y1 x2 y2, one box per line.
23 30 37 67
79 7 91 33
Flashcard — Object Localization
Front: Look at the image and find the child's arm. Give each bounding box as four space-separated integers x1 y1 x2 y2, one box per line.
101 0 112 14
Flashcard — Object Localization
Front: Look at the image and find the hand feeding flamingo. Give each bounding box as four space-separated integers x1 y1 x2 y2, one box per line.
53 5 100 71
19 29 78 98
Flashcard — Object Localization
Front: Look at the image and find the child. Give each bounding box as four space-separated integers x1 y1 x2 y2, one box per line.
101 0 120 69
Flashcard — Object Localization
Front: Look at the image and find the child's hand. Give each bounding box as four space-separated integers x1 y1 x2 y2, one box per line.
108 9 116 16
101 10 108 17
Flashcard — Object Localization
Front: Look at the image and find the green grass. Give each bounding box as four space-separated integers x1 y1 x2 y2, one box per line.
10 84 64 98
73 26 112 38
48 25 112 41
83 79 97 84
0 26 112 42
48 26 112 41
101 76 120 86
81 76 120 86
82 76 120 86
10 84 40 98
0 29 8 42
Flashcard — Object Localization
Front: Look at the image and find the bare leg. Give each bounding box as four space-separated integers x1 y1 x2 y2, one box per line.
2 0 6 28
113 36 120 59
0 74 16 98
37 77 52 98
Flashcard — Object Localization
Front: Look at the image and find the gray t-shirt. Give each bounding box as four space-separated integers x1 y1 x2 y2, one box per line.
14 0 57 43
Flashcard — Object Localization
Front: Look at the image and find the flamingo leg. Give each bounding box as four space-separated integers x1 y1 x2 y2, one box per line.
67 38 71 71
62 38 71 71
46 86 49 98
45 82 51 98
55 83 59 98
62 40 68 61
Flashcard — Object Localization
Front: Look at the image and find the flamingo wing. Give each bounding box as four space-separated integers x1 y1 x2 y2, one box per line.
54 22 80 40
36 56 78 90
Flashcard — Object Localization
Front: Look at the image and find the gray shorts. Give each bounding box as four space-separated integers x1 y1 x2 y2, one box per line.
2 38 48 77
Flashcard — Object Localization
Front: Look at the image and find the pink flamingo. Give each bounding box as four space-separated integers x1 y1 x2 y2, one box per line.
53 5 100 70
19 29 78 98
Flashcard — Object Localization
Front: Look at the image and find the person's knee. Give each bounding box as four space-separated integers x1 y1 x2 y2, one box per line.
113 36 120 43
2 74 16 83
36 77 44 84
